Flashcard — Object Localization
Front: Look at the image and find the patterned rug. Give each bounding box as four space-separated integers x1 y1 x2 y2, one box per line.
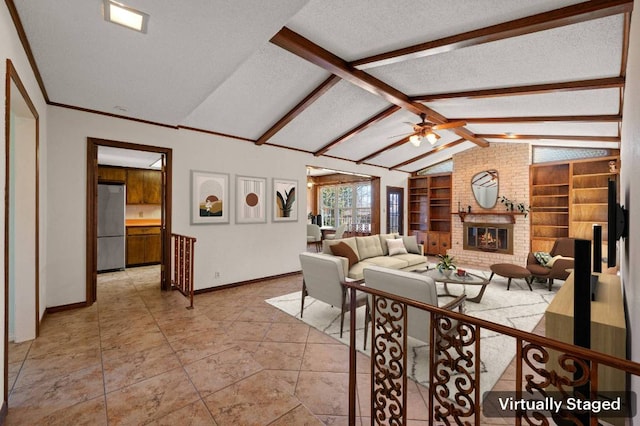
265 268 556 395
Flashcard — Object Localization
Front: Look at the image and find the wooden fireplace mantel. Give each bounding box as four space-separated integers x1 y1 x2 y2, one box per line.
453 211 525 224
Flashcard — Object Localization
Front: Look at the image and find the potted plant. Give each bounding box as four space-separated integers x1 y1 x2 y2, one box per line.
436 254 456 276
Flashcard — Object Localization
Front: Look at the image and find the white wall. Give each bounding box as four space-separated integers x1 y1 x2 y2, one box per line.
621 1 640 421
46 106 409 306
1 0 49 407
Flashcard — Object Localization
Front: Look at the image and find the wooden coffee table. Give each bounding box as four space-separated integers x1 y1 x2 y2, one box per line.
420 269 490 303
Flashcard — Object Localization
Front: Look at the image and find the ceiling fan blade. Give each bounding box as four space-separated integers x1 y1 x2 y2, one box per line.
432 120 466 131
387 132 411 139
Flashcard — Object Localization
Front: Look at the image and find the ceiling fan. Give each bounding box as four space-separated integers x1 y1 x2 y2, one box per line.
405 114 466 147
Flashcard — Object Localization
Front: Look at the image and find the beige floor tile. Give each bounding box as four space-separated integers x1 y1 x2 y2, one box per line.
147 400 217 425
33 396 108 426
169 330 236 365
301 342 350 373
102 342 182 392
203 370 300 425
8 364 104 425
295 371 352 417
264 322 310 343
224 320 272 341
269 404 323 425
252 341 306 370
13 347 102 389
8 340 32 364
184 346 263 396
105 368 200 425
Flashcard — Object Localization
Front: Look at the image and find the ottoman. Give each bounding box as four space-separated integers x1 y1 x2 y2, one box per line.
490 263 533 291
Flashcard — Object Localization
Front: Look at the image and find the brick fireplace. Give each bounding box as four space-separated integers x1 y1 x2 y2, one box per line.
448 143 531 268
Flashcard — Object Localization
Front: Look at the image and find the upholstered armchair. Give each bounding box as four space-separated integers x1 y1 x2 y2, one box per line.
306 224 322 252
526 237 576 291
299 252 370 345
363 266 466 346
324 223 347 240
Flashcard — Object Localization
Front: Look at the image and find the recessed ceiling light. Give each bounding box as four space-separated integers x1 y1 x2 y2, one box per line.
103 0 149 33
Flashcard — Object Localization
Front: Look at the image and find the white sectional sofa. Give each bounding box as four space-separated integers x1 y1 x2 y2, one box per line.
320 233 427 280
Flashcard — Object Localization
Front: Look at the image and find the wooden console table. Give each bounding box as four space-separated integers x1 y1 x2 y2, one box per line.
545 271 626 423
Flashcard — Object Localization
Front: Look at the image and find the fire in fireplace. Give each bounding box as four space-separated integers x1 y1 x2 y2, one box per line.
464 223 513 254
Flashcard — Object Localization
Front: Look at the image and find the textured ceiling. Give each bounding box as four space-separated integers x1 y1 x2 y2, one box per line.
11 0 631 173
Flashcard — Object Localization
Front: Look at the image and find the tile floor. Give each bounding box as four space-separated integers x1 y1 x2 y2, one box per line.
6 264 543 425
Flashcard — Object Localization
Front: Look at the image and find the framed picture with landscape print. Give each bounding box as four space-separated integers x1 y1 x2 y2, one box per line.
191 170 229 224
273 178 297 222
236 175 267 224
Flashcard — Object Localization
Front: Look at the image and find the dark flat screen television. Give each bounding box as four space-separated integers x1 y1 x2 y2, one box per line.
607 178 628 268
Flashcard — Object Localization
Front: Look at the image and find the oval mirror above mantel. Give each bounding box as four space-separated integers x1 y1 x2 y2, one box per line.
471 170 499 209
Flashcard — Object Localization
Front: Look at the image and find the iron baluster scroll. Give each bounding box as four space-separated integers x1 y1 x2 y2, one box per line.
430 315 480 424
370 294 408 425
518 340 599 426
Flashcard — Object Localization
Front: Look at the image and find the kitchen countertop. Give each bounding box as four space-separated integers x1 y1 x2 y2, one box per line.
125 219 161 227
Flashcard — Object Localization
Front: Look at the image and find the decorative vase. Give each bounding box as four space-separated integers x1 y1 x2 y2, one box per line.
443 269 453 277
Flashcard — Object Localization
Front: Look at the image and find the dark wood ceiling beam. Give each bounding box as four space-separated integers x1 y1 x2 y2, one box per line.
352 0 633 69
356 136 410 164
412 77 625 102
256 75 340 145
271 27 424 115
271 27 490 148
477 134 620 142
390 139 467 171
314 105 401 156
449 115 622 123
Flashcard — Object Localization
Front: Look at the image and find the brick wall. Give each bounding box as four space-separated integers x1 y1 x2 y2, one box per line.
448 143 531 268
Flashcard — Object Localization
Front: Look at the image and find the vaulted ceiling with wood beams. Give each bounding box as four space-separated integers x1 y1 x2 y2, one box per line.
8 0 632 173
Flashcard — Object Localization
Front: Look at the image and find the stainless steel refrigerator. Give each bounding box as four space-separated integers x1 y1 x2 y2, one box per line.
98 183 125 272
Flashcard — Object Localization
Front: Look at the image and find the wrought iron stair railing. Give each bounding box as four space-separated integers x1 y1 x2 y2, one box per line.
344 282 640 425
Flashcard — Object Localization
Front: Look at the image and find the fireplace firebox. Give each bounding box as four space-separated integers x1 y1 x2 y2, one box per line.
463 222 513 254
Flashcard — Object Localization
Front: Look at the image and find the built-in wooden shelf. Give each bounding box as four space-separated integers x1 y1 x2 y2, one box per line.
453 211 525 224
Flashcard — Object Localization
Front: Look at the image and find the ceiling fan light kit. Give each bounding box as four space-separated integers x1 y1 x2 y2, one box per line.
405 113 465 147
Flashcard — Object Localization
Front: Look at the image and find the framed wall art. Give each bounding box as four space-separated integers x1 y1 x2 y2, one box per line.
273 178 297 222
191 170 229 224
236 175 267 224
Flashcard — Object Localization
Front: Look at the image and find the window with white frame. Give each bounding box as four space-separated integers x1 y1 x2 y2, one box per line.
319 183 371 232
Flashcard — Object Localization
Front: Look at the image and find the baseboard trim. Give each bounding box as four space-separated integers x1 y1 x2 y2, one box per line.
194 271 301 295
45 301 88 314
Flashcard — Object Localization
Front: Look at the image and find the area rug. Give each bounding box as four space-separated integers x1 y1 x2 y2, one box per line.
265 268 556 395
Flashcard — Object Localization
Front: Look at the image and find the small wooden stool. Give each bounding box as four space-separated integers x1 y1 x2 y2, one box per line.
489 263 533 291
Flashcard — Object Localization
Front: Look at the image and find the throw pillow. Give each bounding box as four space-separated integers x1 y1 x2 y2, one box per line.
534 251 552 267
401 235 420 254
387 238 408 256
330 242 358 269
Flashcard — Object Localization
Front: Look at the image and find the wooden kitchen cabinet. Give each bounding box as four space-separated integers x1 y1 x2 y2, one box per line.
98 166 126 182
126 226 162 266
126 169 162 204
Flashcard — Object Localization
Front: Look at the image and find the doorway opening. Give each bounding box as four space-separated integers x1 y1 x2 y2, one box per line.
4 59 40 402
86 138 172 305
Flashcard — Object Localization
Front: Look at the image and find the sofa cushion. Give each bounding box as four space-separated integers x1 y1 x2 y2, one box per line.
323 237 360 260
400 235 420 254
387 238 408 256
330 242 359 269
392 253 426 268
378 233 399 255
362 256 409 270
356 235 384 260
